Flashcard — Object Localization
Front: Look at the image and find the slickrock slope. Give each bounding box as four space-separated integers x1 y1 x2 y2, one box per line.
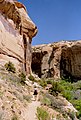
0 0 37 74
32 40 81 80
0 69 33 120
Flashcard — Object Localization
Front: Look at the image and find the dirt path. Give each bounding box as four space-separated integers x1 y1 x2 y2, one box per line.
23 100 40 120
22 81 41 120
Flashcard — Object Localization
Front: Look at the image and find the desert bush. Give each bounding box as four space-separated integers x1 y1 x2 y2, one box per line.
46 79 81 119
49 81 63 96
39 79 47 88
5 61 16 73
70 100 81 119
73 81 81 90
28 74 36 82
13 91 23 101
62 90 72 100
41 96 51 106
71 90 81 100
46 93 66 110
37 107 50 120
59 80 73 90
19 72 26 84
61 76 72 83
23 95 31 102
59 80 81 119
46 79 52 84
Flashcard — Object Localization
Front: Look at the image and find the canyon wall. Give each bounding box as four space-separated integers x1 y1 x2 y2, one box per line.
32 40 81 81
0 0 37 74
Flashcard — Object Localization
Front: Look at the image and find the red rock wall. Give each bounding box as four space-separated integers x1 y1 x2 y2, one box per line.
32 41 81 81
0 0 37 75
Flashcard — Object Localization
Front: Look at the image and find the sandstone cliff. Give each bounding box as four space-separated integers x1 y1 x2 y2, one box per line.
32 40 81 81
0 0 37 74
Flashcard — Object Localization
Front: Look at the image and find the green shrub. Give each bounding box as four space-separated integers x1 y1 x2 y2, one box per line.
41 96 51 106
5 61 16 73
40 80 47 88
70 100 81 118
23 95 31 102
61 76 72 82
28 74 36 82
42 79 81 119
49 81 63 96
19 72 26 84
37 107 50 120
73 81 81 90
59 80 73 91
62 90 72 100
46 79 52 84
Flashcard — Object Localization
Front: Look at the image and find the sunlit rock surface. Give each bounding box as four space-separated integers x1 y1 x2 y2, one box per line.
32 40 81 80
0 0 37 74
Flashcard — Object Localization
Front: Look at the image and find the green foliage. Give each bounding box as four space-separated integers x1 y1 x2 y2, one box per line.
46 79 52 84
37 107 50 120
61 76 72 83
47 79 81 119
70 100 81 118
41 96 51 106
19 72 26 84
5 61 16 73
40 79 47 88
62 90 72 100
49 81 63 96
57 80 73 100
73 81 81 90
52 81 62 92
28 74 36 82
57 80 81 118
59 80 73 91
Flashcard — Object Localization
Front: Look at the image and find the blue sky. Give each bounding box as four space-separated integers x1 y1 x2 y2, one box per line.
19 0 81 45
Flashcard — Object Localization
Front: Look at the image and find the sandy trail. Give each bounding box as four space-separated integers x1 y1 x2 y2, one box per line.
23 100 40 120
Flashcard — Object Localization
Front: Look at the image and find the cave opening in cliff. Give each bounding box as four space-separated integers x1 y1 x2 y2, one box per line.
60 54 73 82
31 52 42 78
23 34 27 72
31 63 41 78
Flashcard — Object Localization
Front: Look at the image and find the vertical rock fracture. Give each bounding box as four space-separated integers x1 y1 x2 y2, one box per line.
0 0 38 74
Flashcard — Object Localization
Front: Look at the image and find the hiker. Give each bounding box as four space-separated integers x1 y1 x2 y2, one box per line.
33 86 38 101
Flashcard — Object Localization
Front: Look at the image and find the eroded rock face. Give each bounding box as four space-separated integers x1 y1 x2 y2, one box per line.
32 40 81 80
61 41 81 81
0 0 37 74
32 43 61 79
